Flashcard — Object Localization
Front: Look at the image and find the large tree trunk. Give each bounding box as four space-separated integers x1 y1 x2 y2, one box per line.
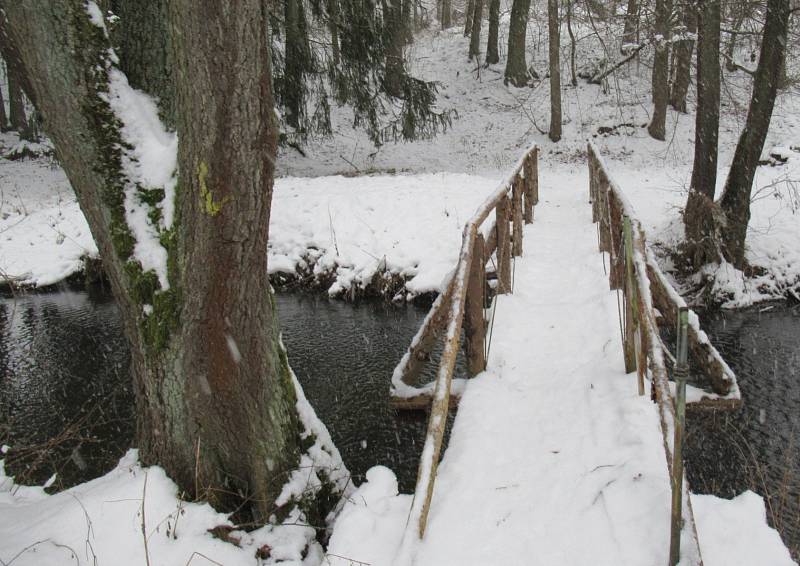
669 0 697 113
683 0 721 268
719 0 790 268
2 0 305 523
485 0 500 64
647 0 671 140
505 0 532 86
548 0 561 141
468 0 484 61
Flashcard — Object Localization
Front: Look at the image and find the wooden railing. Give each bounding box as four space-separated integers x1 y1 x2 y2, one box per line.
588 141 744 565
392 143 539 557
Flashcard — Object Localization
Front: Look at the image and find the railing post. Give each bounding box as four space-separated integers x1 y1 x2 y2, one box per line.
523 155 534 223
622 216 640 384
532 147 539 206
669 307 689 566
512 176 524 257
464 234 486 376
496 195 512 294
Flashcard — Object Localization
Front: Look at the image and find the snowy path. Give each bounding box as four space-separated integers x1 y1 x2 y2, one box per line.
327 169 795 566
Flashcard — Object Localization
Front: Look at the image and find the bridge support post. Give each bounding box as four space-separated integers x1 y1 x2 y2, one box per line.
669 308 689 566
523 154 535 223
464 234 487 375
512 176 524 257
623 216 640 380
496 195 512 293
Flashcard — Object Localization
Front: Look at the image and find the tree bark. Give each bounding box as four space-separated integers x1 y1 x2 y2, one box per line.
468 0 484 61
485 0 500 64
505 0 532 86
647 0 671 140
110 0 175 127
683 0 721 268
719 0 790 268
464 0 476 36
442 0 452 28
0 62 7 131
284 0 313 129
385 0 407 97
669 0 697 113
7 60 30 139
566 0 577 86
548 0 561 141
622 0 639 51
2 0 307 523
328 0 341 64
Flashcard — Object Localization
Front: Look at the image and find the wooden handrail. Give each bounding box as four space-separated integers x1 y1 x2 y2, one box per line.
588 141 712 566
392 143 540 560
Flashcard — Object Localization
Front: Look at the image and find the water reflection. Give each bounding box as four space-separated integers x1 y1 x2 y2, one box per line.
0 287 457 493
687 305 800 557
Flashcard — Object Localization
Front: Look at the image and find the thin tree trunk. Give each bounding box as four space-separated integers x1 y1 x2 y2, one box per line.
486 0 500 64
402 0 413 43
465 0 476 36
647 0 671 140
683 0 721 268
442 0 452 28
328 0 341 64
0 63 7 131
719 0 790 268
566 0 577 86
548 0 562 141
2 0 309 523
385 0 407 97
622 0 639 51
724 13 745 72
670 1 696 113
284 0 312 129
505 0 532 86
468 0 484 61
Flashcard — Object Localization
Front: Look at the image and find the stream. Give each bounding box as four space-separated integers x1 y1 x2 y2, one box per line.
0 287 797 553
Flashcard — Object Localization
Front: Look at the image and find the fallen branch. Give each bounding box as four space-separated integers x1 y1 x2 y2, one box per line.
590 41 650 84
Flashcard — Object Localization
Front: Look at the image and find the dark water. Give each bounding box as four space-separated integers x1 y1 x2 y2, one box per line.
686 305 800 557
0 287 457 492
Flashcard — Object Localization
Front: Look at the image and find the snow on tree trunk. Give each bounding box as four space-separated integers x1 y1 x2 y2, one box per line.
1 0 314 524
669 1 696 113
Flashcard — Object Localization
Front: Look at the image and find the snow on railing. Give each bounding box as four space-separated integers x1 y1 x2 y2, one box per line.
589 141 713 566
392 142 539 563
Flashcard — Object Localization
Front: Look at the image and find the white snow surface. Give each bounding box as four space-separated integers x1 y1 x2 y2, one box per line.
0 451 325 566
326 170 795 566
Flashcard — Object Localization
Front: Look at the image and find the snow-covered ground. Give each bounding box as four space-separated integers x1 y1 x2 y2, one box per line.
2 2 800 565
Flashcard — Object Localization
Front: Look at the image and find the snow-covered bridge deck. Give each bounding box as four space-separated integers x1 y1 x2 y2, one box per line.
326 149 795 566
399 168 687 565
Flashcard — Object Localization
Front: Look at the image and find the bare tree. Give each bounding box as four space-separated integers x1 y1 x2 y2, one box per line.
505 0 532 86
465 0 476 35
648 0 672 139
670 0 697 112
486 0 500 64
683 0 721 267
719 0 791 267
469 0 485 61
622 0 640 50
548 0 562 141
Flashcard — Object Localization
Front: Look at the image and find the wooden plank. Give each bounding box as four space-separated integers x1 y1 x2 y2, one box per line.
390 390 462 411
464 233 487 376
523 154 534 223
483 220 498 260
512 175 524 257
392 275 456 387
496 195 512 293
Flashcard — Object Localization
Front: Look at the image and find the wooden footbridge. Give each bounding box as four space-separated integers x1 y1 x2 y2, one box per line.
388 142 742 566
